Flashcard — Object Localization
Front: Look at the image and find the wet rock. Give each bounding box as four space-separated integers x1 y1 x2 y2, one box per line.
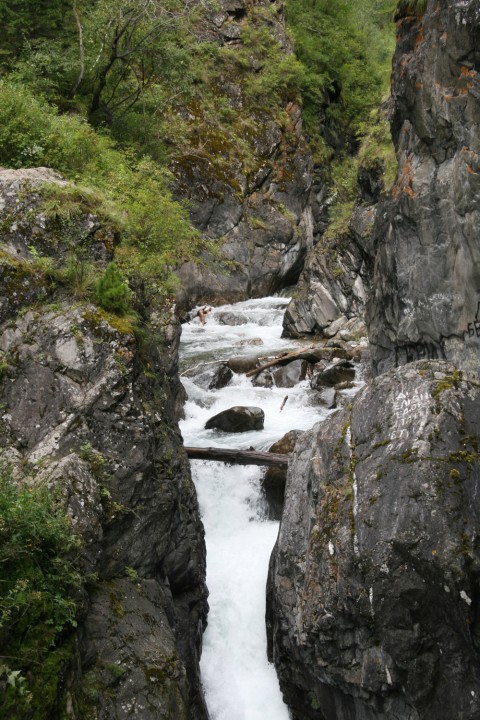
236 337 263 347
217 311 249 326
227 354 265 374
205 405 264 432
311 360 355 389
268 360 480 720
263 430 304 521
193 363 233 390
317 387 337 409
273 359 308 388
252 370 274 388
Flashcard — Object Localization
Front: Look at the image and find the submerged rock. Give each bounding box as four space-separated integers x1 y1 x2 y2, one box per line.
205 405 265 432
268 360 480 720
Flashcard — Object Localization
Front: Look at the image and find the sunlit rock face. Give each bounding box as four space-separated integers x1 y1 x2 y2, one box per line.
367 0 480 376
268 360 480 720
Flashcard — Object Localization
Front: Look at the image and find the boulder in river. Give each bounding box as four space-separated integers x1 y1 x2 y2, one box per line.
273 359 309 388
193 363 233 390
311 359 355 389
205 406 265 432
267 360 480 720
217 311 249 326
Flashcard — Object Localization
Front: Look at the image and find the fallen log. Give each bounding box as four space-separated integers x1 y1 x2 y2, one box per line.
245 345 316 378
184 446 290 468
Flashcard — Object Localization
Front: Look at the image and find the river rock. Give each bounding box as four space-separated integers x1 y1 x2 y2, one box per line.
316 386 337 409
273 359 309 388
193 363 233 390
263 430 304 521
252 369 274 388
310 359 355 389
205 405 264 432
268 360 480 720
227 354 265 374
367 0 480 376
217 311 249 326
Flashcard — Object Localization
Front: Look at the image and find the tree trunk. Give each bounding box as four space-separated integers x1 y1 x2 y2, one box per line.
184 446 290 468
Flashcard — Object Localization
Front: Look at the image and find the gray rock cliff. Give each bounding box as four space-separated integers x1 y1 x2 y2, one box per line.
0 170 209 719
268 361 480 720
367 0 480 375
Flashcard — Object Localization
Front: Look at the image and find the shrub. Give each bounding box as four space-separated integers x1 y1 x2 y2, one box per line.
94 263 132 315
0 460 83 719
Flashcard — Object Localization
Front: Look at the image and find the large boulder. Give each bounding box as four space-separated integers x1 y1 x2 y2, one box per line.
367 0 480 376
273 359 309 388
310 359 355 389
205 405 265 432
267 360 480 720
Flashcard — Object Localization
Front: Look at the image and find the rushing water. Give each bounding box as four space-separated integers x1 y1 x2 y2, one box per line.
179 298 346 719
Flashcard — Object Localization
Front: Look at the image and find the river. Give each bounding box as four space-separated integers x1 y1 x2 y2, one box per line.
179 297 358 719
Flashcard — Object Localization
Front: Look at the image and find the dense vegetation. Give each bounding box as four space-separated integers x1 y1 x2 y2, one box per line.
0 1 396 299
286 0 395 154
0 461 84 718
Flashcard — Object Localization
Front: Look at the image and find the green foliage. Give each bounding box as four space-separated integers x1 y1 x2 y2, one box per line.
94 263 132 315
396 0 428 17
0 0 74 65
0 460 83 719
325 106 397 239
0 80 216 298
285 0 395 142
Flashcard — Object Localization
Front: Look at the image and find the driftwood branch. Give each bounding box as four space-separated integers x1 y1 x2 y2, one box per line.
185 446 289 468
245 345 315 378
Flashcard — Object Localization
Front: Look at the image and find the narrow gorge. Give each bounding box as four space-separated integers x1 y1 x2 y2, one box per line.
0 1 479 720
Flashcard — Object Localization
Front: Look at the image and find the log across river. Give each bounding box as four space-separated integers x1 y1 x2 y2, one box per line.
179 297 361 720
184 446 290 468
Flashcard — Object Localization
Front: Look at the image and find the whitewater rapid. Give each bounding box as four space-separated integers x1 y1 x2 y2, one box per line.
179 298 332 719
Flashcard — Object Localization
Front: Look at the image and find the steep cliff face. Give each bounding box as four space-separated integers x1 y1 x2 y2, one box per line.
281 195 374 340
0 171 208 719
268 360 480 720
368 0 480 375
174 0 318 309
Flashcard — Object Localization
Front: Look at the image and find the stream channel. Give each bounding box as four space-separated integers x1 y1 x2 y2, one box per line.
179 297 361 719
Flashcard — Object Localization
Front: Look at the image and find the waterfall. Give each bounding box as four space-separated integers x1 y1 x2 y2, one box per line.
179 297 355 719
